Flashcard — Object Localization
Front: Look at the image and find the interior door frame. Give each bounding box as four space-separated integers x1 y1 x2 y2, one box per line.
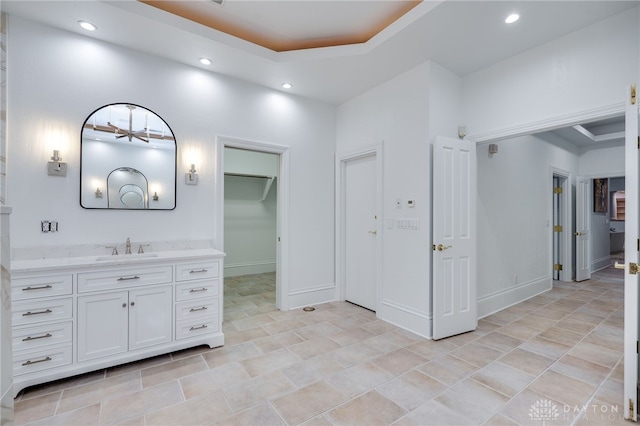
215 135 290 311
623 85 638 421
550 167 572 282
335 142 383 308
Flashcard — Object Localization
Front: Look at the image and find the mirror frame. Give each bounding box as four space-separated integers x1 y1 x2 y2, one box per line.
79 103 177 210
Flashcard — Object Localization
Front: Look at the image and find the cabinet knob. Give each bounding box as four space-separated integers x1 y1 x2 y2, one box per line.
122 303 127 308
130 301 135 307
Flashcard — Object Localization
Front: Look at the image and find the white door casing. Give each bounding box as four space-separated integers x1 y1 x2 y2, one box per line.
575 176 591 282
550 168 573 282
624 84 639 421
215 135 290 311
336 143 383 313
432 136 477 340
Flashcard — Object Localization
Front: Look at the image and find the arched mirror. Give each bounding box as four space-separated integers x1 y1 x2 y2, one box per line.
80 103 176 209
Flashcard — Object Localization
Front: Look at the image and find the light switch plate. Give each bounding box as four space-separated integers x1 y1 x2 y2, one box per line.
41 221 50 233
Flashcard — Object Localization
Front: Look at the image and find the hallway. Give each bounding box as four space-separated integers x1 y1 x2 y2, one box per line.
13 268 625 425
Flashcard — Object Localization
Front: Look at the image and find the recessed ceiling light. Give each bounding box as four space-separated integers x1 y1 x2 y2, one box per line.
199 57 212 65
505 13 520 24
78 20 97 31
282 83 292 89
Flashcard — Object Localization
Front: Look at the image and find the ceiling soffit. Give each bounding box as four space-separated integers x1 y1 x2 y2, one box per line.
139 0 422 52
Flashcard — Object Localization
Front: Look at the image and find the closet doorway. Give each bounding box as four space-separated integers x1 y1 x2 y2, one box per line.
216 136 290 313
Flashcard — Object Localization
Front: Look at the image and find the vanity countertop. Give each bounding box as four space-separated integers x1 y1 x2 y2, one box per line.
12 248 225 272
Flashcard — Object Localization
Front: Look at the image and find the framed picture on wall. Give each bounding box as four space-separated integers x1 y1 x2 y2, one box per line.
594 178 608 213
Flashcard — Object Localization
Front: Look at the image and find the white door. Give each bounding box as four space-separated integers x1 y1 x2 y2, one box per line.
344 153 378 311
624 84 639 421
575 176 591 281
432 136 476 340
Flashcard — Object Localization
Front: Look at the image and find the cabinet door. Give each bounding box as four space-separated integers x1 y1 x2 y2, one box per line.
78 291 129 362
129 286 173 350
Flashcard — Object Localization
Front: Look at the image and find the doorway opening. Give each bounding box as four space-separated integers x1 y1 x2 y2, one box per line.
216 136 290 315
551 171 572 282
223 147 279 316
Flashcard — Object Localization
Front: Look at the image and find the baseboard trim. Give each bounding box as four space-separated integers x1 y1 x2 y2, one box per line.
288 283 338 311
224 261 276 277
379 299 431 339
478 276 552 318
591 256 611 273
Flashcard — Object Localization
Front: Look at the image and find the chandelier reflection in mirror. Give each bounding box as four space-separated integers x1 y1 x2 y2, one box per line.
80 103 177 210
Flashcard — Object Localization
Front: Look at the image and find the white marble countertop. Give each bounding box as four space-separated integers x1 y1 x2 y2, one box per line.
12 248 225 272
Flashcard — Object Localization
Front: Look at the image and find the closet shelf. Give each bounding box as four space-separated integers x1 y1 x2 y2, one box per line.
224 172 276 202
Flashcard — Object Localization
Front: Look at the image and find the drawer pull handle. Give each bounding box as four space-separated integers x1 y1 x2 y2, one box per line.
190 324 208 331
189 288 208 293
22 285 53 291
117 276 140 281
22 356 52 366
189 269 208 274
189 306 208 312
23 309 53 316
22 333 53 342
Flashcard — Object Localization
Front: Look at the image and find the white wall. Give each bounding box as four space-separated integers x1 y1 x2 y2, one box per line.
463 9 639 140
476 134 579 316
579 144 625 177
336 61 462 337
337 62 430 335
7 16 336 305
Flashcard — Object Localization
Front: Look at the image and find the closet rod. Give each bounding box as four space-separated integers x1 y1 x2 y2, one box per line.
224 172 276 179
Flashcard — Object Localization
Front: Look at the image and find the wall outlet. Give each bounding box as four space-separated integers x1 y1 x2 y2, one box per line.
41 220 58 233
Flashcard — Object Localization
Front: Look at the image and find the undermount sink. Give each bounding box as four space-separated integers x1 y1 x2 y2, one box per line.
95 253 159 261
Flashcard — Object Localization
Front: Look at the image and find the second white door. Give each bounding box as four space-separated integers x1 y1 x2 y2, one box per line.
344 153 378 311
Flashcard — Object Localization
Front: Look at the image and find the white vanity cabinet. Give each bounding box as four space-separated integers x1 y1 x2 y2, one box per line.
10 249 224 396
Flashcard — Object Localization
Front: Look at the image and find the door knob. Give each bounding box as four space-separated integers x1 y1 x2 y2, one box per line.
368 230 377 235
437 244 452 251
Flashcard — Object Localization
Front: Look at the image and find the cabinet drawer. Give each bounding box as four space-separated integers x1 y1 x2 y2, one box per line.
13 345 72 376
78 265 172 293
12 298 73 326
12 274 73 301
175 316 219 340
175 298 218 322
175 261 219 282
175 280 219 302
12 321 72 352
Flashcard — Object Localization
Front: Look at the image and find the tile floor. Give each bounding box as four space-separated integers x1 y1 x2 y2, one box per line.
13 268 628 425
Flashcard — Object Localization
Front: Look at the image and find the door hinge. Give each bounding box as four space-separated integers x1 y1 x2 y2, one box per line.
632 84 637 105
637 238 639 252
554 264 563 271
636 340 638 354
553 187 562 194
631 399 635 419
553 225 563 232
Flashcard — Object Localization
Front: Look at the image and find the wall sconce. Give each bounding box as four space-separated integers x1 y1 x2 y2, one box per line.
185 164 199 185
95 187 103 198
152 191 159 201
47 150 67 177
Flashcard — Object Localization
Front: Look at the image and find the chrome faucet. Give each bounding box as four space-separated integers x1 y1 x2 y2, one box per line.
125 237 132 255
